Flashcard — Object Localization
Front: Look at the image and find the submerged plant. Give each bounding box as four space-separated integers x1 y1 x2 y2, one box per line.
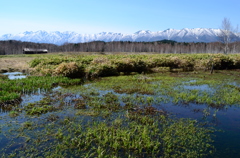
9 110 19 117
3 54 240 157
0 75 82 106
2 113 214 157
24 97 58 116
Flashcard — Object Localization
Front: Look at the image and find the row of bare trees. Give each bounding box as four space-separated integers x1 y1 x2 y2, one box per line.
1 40 240 55
219 18 239 54
60 41 240 54
0 18 238 55
0 40 58 55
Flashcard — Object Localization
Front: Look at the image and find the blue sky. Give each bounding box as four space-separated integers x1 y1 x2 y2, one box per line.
0 0 239 35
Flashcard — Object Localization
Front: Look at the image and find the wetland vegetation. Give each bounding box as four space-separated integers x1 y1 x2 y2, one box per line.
1 53 240 157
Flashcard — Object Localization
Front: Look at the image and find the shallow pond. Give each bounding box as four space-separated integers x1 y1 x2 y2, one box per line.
2 72 27 80
0 71 240 157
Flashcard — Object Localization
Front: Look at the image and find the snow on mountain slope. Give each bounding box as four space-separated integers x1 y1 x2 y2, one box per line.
0 28 237 45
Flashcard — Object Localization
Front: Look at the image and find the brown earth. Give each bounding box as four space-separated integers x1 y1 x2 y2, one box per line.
0 57 34 73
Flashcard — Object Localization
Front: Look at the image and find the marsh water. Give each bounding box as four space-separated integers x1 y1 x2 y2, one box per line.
1 71 240 157
2 72 27 80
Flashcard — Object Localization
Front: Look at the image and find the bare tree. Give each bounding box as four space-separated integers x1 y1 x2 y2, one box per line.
219 18 238 54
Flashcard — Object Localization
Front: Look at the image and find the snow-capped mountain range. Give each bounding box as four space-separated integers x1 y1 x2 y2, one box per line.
0 28 238 45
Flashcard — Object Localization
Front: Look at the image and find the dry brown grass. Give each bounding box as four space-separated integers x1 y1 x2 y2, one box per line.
50 51 158 55
54 62 85 78
0 57 34 72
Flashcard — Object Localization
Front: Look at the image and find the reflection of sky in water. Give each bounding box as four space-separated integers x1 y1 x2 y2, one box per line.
2 72 23 75
2 72 26 80
181 79 213 91
228 81 240 87
183 84 211 91
20 94 44 106
154 101 240 157
1 77 240 157
177 80 217 96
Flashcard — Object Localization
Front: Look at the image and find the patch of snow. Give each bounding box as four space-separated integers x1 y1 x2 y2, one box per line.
0 28 239 45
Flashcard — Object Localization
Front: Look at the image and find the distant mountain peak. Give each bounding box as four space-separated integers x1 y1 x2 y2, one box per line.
0 28 239 45
134 30 152 34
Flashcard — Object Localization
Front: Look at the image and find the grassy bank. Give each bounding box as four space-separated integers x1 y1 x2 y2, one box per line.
29 53 240 78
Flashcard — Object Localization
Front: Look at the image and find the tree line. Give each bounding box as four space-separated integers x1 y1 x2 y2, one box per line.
0 39 240 55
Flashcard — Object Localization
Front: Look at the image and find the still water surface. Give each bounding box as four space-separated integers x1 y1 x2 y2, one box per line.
0 73 240 157
2 72 26 80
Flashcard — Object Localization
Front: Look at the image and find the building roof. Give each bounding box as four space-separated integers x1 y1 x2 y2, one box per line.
23 48 48 52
